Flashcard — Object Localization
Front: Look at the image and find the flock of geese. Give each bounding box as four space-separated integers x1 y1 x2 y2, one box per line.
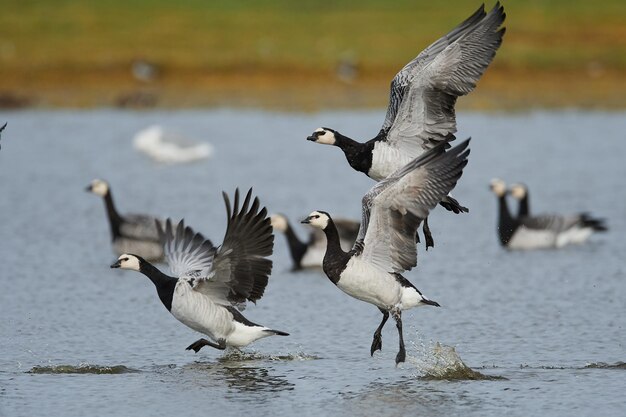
2 3 607 365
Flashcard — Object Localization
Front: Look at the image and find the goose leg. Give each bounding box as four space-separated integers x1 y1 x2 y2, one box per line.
186 338 226 353
392 310 406 365
423 217 434 250
371 308 389 356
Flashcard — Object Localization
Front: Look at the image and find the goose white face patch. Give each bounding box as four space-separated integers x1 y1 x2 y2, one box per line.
489 178 507 197
306 211 330 229
314 128 336 145
117 254 141 271
510 184 527 200
90 179 110 197
270 214 288 233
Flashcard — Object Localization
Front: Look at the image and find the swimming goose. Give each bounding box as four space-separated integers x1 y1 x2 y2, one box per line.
133 125 213 164
86 179 164 262
270 213 359 270
503 182 607 249
306 3 505 246
110 189 288 353
302 139 470 364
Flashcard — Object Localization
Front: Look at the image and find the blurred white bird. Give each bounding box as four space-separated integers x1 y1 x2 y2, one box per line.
133 125 213 164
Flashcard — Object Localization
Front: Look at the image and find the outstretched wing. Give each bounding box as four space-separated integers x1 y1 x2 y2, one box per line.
382 3 505 158
358 139 470 273
380 3 487 133
157 218 216 279
197 188 274 305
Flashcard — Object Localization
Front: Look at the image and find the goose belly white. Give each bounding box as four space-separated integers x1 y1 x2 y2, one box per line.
170 282 236 343
337 257 403 310
507 226 556 250
369 142 413 181
556 227 593 247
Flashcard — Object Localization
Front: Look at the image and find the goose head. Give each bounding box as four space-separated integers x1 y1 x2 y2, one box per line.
86 179 110 197
509 183 528 200
306 127 337 145
301 211 331 230
110 254 142 272
270 214 289 233
489 178 507 197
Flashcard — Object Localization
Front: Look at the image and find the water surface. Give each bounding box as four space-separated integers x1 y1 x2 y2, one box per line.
0 109 624 417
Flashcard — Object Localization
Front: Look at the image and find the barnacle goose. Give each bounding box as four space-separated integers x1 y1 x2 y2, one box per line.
110 189 288 353
86 179 164 262
498 182 608 250
302 139 470 364
306 3 505 247
270 213 359 270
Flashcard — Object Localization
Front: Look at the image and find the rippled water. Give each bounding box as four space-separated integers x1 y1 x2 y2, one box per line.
0 109 624 417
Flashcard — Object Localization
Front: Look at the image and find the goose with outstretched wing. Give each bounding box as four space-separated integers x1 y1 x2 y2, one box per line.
302 139 470 364
110 189 288 353
307 3 505 247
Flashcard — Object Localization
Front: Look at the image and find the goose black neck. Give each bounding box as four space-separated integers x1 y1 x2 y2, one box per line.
139 260 178 311
323 219 345 253
283 222 307 267
517 193 530 218
321 219 351 285
334 132 373 175
103 191 123 239
497 195 518 246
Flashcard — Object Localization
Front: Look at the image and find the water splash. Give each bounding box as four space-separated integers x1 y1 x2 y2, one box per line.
28 364 139 374
412 343 505 381
584 361 626 370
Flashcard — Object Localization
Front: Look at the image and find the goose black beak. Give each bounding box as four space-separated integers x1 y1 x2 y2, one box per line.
301 217 311 224
110 260 121 268
306 135 317 142
85 185 93 192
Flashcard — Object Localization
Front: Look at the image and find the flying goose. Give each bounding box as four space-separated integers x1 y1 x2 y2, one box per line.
500 182 607 249
306 3 505 246
86 179 164 262
302 139 470 364
270 213 359 270
110 189 288 353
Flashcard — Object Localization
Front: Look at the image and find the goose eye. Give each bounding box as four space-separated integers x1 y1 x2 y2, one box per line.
314 215 320 219
318 131 325 136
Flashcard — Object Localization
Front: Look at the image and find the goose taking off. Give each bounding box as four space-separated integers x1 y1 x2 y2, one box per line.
500 182 607 250
306 3 505 248
86 179 164 262
110 189 288 353
270 213 359 270
302 139 470 364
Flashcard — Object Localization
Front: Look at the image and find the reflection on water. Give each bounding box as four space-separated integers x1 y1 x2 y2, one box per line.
181 361 295 394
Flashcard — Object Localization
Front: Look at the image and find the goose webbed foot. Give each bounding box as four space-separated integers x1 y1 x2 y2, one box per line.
186 338 226 353
439 195 469 214
371 333 383 356
392 310 406 365
395 345 406 365
423 218 434 250
371 308 389 356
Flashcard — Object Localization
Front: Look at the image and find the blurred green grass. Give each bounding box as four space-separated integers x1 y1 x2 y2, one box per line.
1 0 624 108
